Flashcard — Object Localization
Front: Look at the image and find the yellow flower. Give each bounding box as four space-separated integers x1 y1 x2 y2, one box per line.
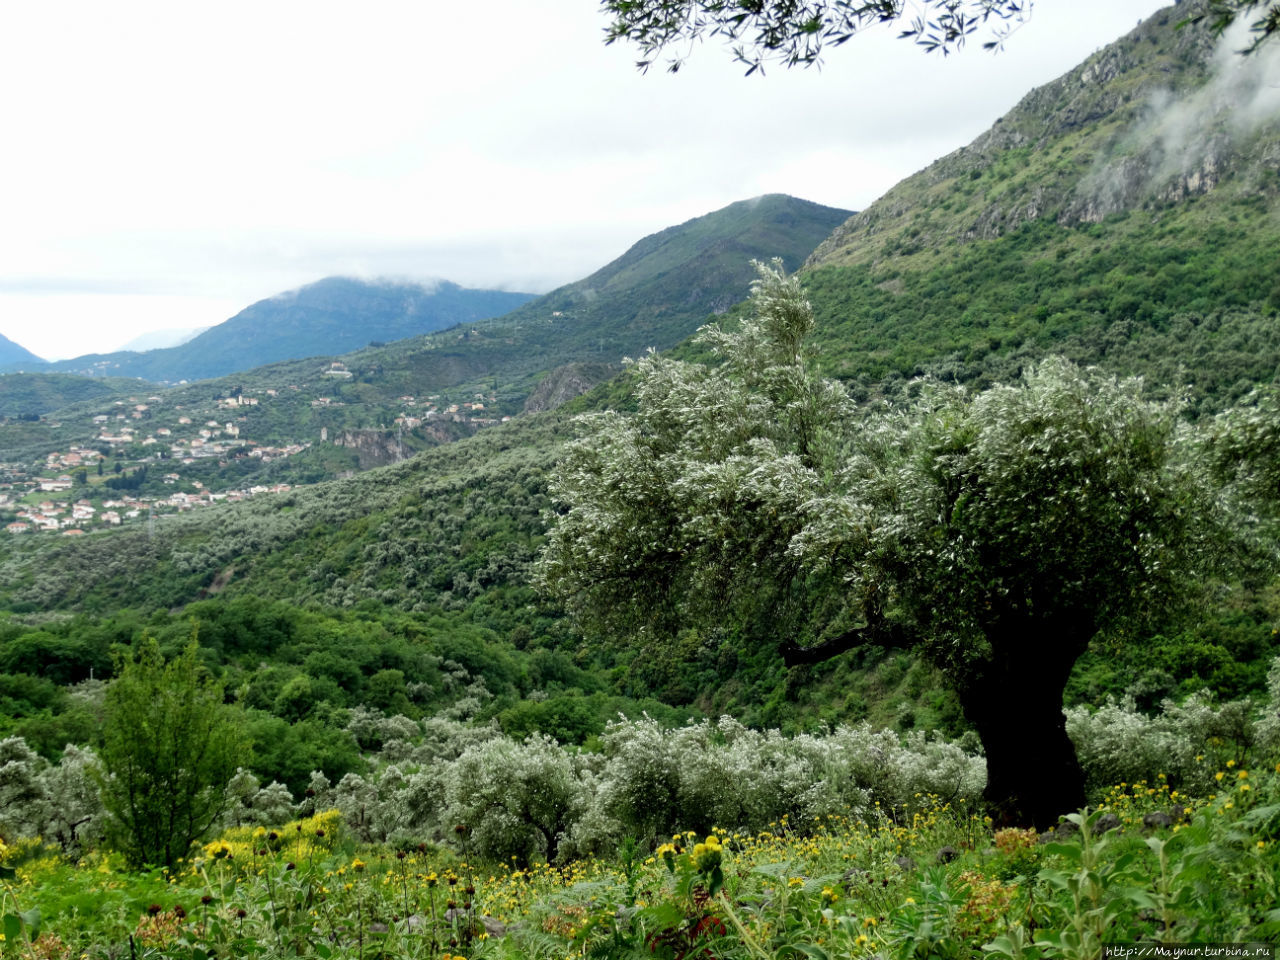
203 841 232 861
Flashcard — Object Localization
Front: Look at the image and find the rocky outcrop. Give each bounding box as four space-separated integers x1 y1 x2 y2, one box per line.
522 362 614 414
805 4 1279 271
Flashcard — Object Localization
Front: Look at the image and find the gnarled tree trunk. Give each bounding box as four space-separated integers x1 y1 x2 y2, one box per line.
960 623 1088 830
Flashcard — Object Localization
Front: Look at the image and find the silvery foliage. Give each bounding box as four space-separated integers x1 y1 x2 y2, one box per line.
537 259 854 642
298 771 335 817
0 738 104 856
589 716 983 841
346 705 422 751
799 359 1219 674
1249 655 1280 758
0 736 46 837
332 767 414 843
437 733 592 863
344 715 983 861
541 259 1229 687
1066 686 1263 792
224 768 298 827
37 744 105 856
1205 387 1280 565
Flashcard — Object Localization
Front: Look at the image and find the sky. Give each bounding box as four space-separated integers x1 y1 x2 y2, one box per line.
0 0 1172 361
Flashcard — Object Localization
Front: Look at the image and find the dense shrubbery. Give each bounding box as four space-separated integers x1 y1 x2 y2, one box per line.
3 666 1278 878
3 689 1280 957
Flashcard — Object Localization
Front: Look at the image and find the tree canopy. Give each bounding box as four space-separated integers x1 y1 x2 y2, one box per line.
97 638 247 868
600 0 1280 73
538 261 1271 827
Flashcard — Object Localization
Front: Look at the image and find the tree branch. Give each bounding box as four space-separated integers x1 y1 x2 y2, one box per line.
781 619 914 666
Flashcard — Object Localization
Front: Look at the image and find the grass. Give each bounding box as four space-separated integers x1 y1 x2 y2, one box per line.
4 764 1280 958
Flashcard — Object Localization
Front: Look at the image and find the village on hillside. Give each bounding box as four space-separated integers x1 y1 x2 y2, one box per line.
0 373 511 536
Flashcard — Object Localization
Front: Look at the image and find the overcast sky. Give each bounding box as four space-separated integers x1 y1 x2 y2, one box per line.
0 1 1171 360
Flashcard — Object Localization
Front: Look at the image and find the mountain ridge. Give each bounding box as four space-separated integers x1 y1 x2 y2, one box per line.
14 278 536 382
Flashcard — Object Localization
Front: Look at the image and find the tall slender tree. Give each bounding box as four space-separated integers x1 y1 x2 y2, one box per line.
97 637 246 868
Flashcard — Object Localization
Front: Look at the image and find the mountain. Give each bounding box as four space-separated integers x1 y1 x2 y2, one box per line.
799 6 1280 408
117 326 208 352
0 194 853 490
0 332 43 368
264 195 854 410
38 279 537 383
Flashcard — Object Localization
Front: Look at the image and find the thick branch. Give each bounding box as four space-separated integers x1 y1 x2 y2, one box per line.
781 619 914 666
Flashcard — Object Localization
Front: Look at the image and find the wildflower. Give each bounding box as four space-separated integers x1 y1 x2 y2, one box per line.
352 859 366 872
692 835 723 873
203 841 232 861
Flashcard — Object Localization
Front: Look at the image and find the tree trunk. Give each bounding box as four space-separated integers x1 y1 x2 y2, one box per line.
959 628 1088 830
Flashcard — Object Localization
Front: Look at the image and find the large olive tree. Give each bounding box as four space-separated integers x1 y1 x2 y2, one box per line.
537 261 1239 828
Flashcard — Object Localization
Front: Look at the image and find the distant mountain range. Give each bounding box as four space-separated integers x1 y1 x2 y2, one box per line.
2 279 536 382
117 326 209 353
278 194 854 407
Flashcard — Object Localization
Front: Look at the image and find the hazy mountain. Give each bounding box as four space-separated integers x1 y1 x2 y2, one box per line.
38 279 536 383
117 326 208 353
276 194 854 409
0 332 44 368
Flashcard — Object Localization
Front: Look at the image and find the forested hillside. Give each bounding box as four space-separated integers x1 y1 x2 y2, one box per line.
802 6 1280 405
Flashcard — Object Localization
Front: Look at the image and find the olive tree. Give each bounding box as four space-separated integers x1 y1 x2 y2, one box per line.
601 0 1279 74
538 260 1241 828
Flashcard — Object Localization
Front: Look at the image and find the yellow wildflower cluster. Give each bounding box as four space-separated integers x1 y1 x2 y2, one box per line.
691 835 723 873
1098 775 1194 828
